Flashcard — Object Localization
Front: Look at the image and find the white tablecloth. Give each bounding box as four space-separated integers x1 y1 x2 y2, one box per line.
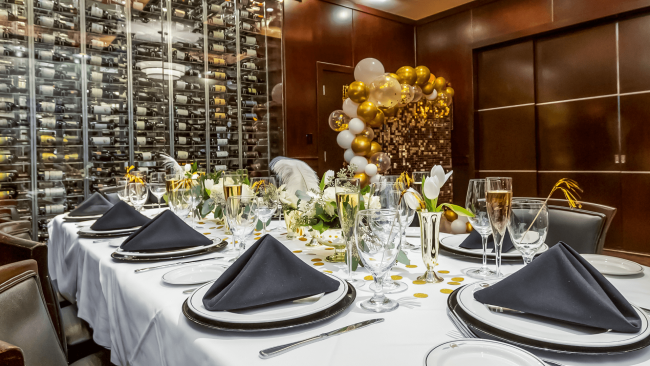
47 211 650 366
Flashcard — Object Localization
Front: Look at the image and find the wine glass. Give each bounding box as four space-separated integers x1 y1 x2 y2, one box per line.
184 183 203 228
411 171 428 195
335 178 364 286
355 209 402 312
250 177 278 235
225 195 258 261
116 178 129 202
149 172 166 212
463 179 498 279
508 199 548 265
128 182 148 212
168 188 190 219
485 177 513 278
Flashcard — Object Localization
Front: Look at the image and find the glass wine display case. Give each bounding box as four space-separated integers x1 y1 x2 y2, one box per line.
0 0 284 241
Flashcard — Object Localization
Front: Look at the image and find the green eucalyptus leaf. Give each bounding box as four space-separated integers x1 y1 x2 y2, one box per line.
162 193 168 204
439 203 475 217
396 249 410 265
345 252 359 271
310 220 329 234
201 198 215 217
319 173 327 191
214 205 223 219
256 219 264 231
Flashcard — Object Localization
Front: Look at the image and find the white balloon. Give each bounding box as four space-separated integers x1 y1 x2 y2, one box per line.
425 89 438 100
349 156 368 173
364 163 378 177
370 174 383 184
348 118 365 134
271 83 282 103
336 130 355 149
342 98 359 118
354 58 385 84
344 148 356 163
451 219 467 234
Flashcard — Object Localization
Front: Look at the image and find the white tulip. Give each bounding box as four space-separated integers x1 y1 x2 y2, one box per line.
204 179 214 190
184 164 191 172
191 174 198 180
403 188 421 210
424 175 441 200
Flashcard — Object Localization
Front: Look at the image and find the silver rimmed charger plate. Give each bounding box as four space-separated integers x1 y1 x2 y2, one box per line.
182 282 356 332
423 339 546 366
447 286 650 355
64 215 103 223
78 227 139 238
439 234 548 262
111 240 228 262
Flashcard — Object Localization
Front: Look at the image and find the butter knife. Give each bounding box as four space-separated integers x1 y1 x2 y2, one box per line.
259 318 384 359
486 304 525 314
134 256 223 273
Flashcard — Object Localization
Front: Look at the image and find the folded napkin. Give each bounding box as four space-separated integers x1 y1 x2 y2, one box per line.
459 229 515 253
474 242 642 333
104 193 121 205
69 192 114 217
119 210 212 252
90 201 150 231
202 234 340 311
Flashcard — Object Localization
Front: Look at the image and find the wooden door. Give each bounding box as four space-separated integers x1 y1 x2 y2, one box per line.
316 62 355 176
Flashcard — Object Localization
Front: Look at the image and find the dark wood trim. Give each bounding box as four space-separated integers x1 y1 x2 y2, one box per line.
416 0 499 25
317 0 416 25
316 61 355 74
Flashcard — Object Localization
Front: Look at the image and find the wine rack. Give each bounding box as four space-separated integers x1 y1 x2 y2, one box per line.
0 0 283 242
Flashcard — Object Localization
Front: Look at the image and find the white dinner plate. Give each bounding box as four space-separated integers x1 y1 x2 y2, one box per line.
187 273 348 324
116 238 223 257
457 280 650 347
163 263 227 285
581 254 644 276
78 227 140 235
405 227 420 237
440 234 549 259
424 339 546 366
64 212 103 219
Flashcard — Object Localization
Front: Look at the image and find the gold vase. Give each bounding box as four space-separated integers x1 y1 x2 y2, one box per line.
418 211 444 283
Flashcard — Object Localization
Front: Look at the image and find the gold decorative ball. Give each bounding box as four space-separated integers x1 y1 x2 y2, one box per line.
357 101 378 123
381 106 397 118
396 66 417 86
359 126 375 140
367 108 384 128
443 207 458 222
388 73 400 81
433 76 447 91
368 141 382 157
414 66 431 86
421 82 435 96
428 74 436 83
445 86 455 98
354 172 369 187
466 222 473 233
351 135 372 155
348 81 368 104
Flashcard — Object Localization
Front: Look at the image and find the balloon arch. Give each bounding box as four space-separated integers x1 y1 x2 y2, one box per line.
329 58 454 187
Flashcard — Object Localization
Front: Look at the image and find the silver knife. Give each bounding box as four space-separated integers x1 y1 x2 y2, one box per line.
485 304 525 314
259 318 384 359
133 256 223 273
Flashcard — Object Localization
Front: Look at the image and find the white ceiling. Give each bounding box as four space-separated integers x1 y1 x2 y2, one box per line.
349 0 475 20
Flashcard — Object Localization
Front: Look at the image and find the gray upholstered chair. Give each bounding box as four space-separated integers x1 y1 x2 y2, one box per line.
0 260 111 366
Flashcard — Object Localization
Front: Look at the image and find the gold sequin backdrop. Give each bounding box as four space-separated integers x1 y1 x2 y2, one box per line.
376 104 454 204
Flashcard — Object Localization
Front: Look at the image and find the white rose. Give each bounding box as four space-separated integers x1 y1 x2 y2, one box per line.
324 201 337 216
184 164 191 172
209 180 224 202
322 187 336 203
279 191 298 209
204 179 214 190
242 184 255 196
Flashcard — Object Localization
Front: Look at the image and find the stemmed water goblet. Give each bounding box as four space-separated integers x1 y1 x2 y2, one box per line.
463 179 498 279
485 177 513 278
355 209 402 312
116 178 129 203
128 182 148 212
224 195 258 262
168 188 190 219
508 199 548 265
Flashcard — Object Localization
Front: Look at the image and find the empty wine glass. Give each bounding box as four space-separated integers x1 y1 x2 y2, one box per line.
225 195 258 261
149 172 166 212
355 209 402 313
508 199 548 265
251 178 278 235
463 179 498 280
184 184 203 228
116 178 129 202
168 188 190 219
128 182 148 212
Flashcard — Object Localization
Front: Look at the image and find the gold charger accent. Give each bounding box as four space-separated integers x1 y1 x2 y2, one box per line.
292 250 303 253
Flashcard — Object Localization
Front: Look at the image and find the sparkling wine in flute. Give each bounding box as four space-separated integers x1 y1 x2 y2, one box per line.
486 190 513 236
223 184 242 201
336 193 360 239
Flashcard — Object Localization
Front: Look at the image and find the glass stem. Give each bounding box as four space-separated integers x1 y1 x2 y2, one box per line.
372 276 385 302
262 220 267 236
523 254 534 266
480 234 489 272
495 240 503 277
346 240 354 280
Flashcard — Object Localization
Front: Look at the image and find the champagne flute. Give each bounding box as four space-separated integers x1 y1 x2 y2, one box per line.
222 172 244 235
335 178 364 286
463 179 498 279
225 195 258 262
485 177 513 278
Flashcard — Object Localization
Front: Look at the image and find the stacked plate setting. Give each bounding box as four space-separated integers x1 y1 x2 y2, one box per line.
438 234 549 262
111 240 228 262
447 280 650 355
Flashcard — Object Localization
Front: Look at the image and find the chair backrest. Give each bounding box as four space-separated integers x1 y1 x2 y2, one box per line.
0 222 66 354
546 205 607 254
0 260 67 366
519 197 616 253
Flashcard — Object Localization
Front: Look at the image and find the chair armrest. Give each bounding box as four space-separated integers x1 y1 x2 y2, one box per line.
0 340 25 366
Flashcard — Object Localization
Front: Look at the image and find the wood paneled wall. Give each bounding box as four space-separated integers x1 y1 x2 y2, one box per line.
283 0 415 170
416 0 650 253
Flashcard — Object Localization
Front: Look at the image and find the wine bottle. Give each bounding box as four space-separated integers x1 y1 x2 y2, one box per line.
174 135 190 145
89 136 113 145
36 15 75 30
208 56 226 66
39 203 69 215
175 150 192 160
87 22 119 35
88 105 116 115
134 120 161 130
90 150 114 161
134 106 157 117
86 4 113 19
174 121 188 131
89 121 115 130
88 87 116 99
38 170 66 181
241 61 258 70
134 151 153 160
210 84 227 93
0 65 27 75
240 35 257 46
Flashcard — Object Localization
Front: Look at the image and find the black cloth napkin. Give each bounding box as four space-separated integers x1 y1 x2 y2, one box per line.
474 242 642 333
90 201 150 231
119 210 212 252
202 234 341 311
104 193 121 205
459 229 515 253
69 192 113 217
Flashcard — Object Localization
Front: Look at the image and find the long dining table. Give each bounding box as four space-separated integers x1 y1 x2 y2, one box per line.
47 209 650 366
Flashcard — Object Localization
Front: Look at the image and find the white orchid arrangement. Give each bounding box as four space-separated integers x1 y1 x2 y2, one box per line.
401 165 474 217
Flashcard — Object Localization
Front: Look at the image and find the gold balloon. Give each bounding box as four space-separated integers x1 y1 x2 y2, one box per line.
359 126 375 140
421 82 435 96
381 106 397 118
367 141 382 156
443 207 458 222
328 110 350 132
414 66 431 86
445 86 455 98
466 222 473 233
348 81 368 104
428 74 436 83
433 77 447 91
350 135 372 155
396 66 417 86
438 91 450 104
356 101 378 123
354 172 369 187
388 73 400 81
367 108 384 128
